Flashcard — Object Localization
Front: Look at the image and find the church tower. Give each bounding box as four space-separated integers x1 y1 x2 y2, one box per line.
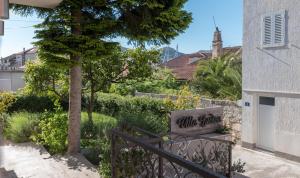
212 27 223 58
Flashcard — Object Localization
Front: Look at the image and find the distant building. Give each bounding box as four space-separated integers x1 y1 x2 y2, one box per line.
0 47 38 68
164 28 241 80
0 47 37 92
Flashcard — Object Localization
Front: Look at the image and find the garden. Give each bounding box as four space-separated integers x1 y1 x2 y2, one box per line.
0 1 243 177
0 53 242 177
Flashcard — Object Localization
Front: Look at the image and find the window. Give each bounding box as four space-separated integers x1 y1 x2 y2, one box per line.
259 97 275 106
262 11 286 48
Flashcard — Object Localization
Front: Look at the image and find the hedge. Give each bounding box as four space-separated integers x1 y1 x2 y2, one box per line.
7 95 55 113
90 93 174 118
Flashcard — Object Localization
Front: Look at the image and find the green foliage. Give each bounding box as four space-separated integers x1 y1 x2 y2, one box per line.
93 93 173 119
110 68 181 95
174 86 199 109
192 54 242 100
80 113 117 169
24 60 69 101
7 95 55 113
232 159 246 173
216 126 231 134
4 112 40 143
81 112 117 141
13 0 192 155
0 92 16 113
33 108 68 154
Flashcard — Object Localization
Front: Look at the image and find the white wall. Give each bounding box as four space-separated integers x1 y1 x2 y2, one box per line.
243 0 300 158
243 0 300 93
0 71 25 92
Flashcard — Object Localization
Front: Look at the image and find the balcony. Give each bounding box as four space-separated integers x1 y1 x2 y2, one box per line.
9 0 62 8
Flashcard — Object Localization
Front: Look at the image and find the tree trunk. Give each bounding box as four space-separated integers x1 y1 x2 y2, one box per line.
67 8 82 155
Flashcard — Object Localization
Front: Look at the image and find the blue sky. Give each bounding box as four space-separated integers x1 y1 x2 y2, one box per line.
0 0 242 57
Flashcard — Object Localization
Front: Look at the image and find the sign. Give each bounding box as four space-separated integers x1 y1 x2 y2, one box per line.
170 107 223 134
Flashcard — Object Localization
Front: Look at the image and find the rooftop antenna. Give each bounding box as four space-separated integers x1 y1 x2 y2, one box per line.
213 16 217 29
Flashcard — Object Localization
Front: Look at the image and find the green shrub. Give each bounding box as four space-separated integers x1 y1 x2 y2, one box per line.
117 111 168 134
80 113 117 175
33 109 68 154
7 95 55 113
81 112 117 140
93 93 173 118
0 92 16 113
4 112 40 143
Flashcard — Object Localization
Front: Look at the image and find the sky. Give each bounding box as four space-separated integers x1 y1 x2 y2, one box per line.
0 0 243 57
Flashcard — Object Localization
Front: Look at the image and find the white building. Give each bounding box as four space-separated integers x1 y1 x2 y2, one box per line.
0 47 37 68
243 0 300 161
0 69 24 92
0 47 38 92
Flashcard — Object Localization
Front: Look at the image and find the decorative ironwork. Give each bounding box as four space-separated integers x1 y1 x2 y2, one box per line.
111 126 232 178
166 133 232 177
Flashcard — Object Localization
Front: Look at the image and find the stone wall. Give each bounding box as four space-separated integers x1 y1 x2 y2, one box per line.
134 92 242 142
199 98 242 143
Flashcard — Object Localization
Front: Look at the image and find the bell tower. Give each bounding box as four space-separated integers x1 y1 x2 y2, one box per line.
212 27 223 58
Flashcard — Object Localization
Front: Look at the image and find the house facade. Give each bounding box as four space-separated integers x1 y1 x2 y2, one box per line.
0 47 37 92
0 47 37 68
243 0 300 161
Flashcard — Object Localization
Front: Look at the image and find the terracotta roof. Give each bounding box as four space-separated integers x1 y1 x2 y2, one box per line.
164 52 209 80
164 46 241 80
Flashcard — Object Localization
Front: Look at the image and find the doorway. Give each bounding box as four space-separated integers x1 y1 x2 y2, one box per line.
257 96 275 151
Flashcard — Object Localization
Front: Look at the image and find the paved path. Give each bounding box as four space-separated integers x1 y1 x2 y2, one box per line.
233 145 300 178
0 142 100 178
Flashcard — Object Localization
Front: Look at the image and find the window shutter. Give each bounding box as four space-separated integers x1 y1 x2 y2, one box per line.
274 12 285 45
263 16 272 46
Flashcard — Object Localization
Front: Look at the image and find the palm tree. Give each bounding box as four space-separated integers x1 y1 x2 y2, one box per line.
192 54 242 100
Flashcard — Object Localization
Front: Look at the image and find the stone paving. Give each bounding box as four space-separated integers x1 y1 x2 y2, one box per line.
0 142 100 178
233 145 300 178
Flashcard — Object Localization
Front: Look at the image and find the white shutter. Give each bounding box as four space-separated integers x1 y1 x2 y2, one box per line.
274 11 285 45
263 15 272 46
262 11 286 48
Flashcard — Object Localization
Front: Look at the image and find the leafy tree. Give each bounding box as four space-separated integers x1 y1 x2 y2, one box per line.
111 67 181 95
24 47 159 121
24 60 69 101
192 54 242 100
82 47 160 122
12 0 192 154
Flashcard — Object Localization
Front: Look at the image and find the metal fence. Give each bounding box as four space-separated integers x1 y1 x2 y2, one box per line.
111 126 233 178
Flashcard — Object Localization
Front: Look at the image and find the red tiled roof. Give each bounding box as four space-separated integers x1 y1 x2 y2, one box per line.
164 52 209 80
164 46 241 80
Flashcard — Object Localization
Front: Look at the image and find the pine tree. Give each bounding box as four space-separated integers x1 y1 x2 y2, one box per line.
12 0 192 154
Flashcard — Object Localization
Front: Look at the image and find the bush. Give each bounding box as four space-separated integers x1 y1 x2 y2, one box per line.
33 108 68 154
117 111 168 134
7 95 55 113
80 113 117 174
0 92 16 113
93 93 173 119
81 112 117 140
4 112 40 143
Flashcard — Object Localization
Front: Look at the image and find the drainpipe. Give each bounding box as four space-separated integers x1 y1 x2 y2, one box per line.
22 48 25 66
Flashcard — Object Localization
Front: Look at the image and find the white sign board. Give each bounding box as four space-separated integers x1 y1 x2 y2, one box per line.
170 107 224 134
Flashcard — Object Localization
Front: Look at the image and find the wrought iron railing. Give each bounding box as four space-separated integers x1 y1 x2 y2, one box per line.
111 126 233 178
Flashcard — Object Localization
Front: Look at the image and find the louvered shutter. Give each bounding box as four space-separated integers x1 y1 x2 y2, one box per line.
263 15 272 46
274 12 285 45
